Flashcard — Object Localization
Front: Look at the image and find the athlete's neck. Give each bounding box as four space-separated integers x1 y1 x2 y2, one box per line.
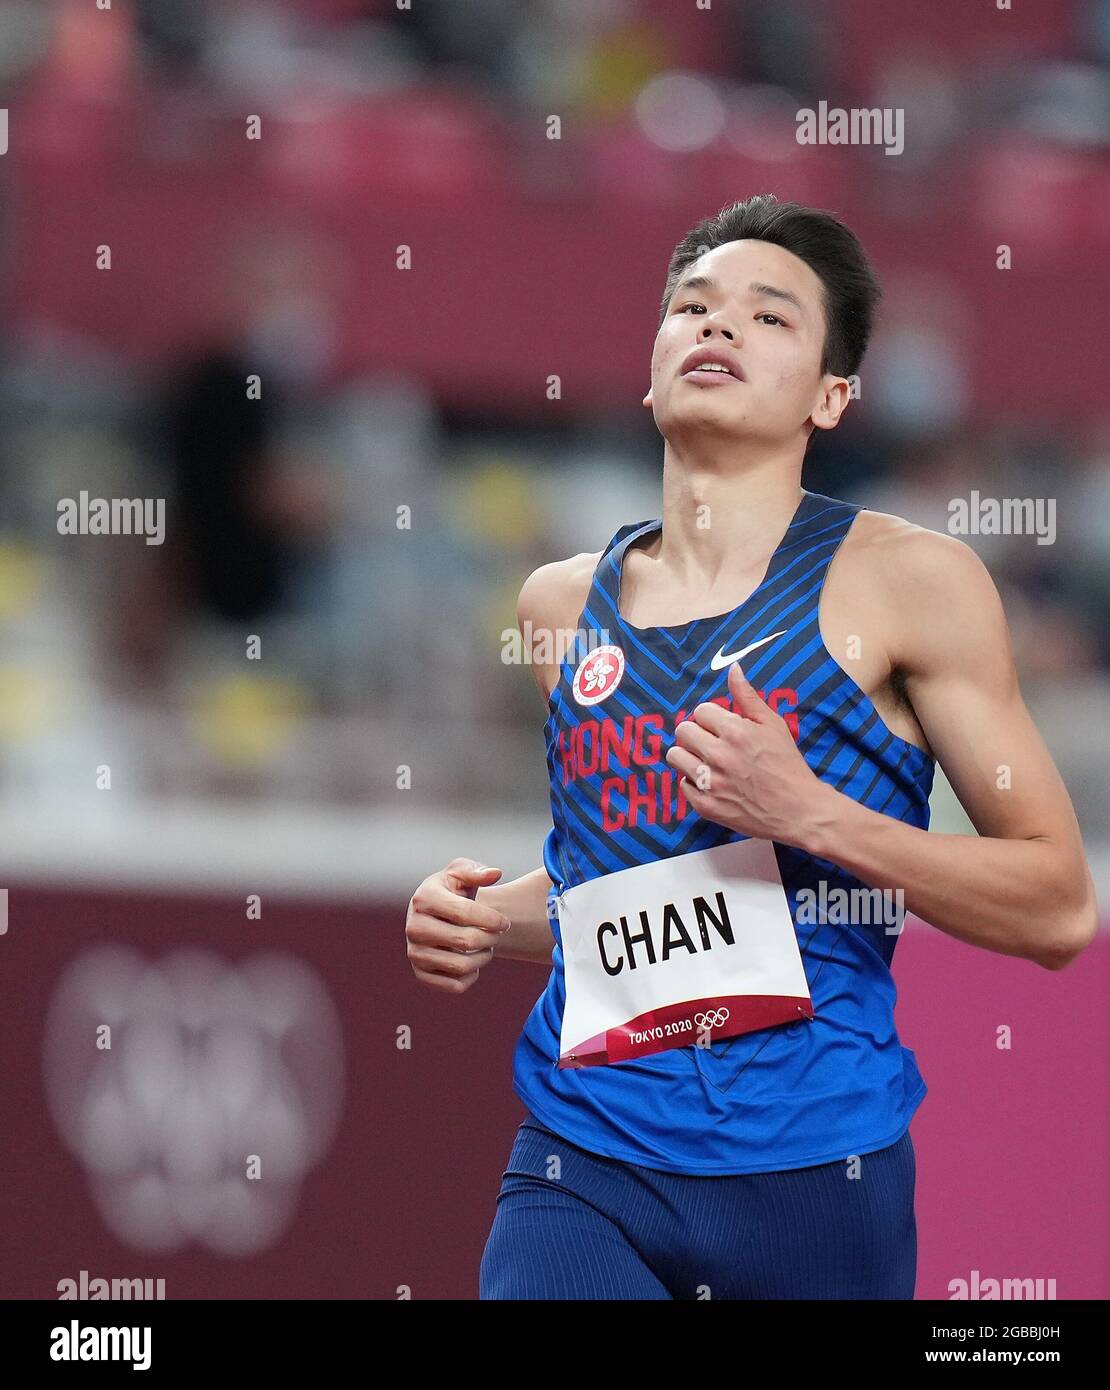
650 443 805 587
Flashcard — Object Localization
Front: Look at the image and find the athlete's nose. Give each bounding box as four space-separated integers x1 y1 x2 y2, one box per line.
700 324 735 341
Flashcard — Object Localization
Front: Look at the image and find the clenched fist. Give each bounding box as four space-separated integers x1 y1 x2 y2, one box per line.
405 859 511 994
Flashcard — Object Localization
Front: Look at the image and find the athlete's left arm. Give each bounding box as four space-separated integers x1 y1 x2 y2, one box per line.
668 530 1098 970
805 531 1097 969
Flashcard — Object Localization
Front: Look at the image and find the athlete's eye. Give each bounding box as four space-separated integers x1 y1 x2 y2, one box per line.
677 303 706 314
756 313 787 327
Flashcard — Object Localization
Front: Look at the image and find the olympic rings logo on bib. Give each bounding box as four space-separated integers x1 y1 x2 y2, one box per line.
572 645 625 706
694 1008 730 1029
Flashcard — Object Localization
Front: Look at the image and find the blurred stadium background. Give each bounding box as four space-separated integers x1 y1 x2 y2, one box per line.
0 0 1106 1299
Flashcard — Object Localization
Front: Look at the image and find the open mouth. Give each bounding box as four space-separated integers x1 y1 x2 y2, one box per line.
683 364 742 382
680 350 745 383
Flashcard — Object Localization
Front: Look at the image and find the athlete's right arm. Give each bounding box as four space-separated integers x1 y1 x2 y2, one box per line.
406 554 602 991
468 551 603 966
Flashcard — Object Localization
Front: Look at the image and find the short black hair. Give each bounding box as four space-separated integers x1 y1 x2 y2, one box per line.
658 194 881 380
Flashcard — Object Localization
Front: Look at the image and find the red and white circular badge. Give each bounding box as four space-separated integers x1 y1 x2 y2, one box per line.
572 645 626 706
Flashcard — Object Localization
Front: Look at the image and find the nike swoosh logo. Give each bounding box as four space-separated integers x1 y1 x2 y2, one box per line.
709 630 788 671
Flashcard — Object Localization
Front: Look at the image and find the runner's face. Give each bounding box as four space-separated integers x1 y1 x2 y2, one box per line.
646 240 842 447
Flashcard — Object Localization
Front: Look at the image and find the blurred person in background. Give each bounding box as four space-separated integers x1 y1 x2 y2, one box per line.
118 227 336 683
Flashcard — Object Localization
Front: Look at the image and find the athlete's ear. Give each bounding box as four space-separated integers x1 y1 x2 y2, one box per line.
643 386 653 408
810 376 850 433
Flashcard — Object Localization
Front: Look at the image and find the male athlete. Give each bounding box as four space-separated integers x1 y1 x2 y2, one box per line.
404 195 1097 1300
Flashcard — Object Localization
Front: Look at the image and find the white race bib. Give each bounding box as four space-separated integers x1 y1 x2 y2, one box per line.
556 838 814 1068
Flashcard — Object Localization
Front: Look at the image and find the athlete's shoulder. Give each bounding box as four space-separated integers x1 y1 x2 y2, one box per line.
516 519 656 628
843 507 1009 673
516 550 604 634
848 507 999 598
